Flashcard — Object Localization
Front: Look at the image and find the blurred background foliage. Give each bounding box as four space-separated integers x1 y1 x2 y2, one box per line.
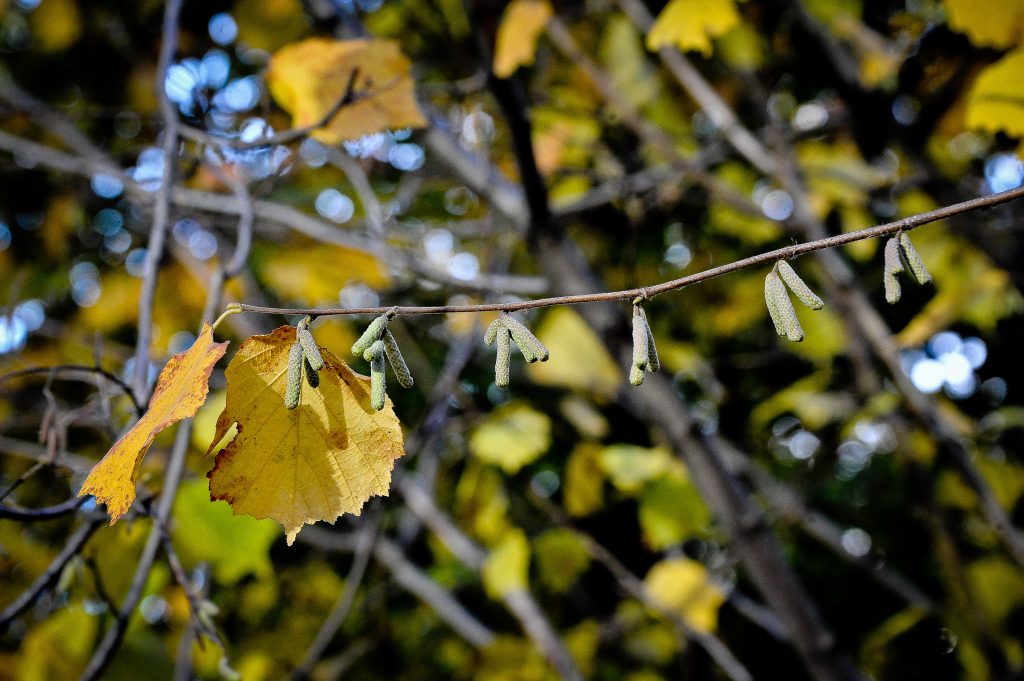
2 0 1024 679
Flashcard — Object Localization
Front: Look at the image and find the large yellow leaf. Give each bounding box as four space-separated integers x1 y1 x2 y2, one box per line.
943 0 1024 49
207 326 405 545
493 0 553 78
266 38 427 144
966 48 1024 139
646 0 739 56
79 323 228 522
644 558 726 634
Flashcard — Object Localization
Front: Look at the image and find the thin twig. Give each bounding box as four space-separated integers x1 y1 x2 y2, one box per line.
290 509 381 680
0 497 86 521
230 184 1024 318
0 364 143 416
0 516 104 631
130 0 184 404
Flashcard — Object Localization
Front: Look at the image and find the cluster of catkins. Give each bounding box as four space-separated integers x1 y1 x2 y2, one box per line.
763 231 931 343
351 313 415 410
285 232 932 409
284 316 325 409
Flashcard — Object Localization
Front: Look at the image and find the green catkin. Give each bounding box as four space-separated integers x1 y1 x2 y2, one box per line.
297 322 324 371
764 270 786 337
370 351 387 411
898 232 932 285
383 328 414 388
776 261 824 310
766 270 804 342
303 355 320 388
883 237 904 304
640 307 660 372
352 315 388 356
484 317 503 345
502 314 549 362
284 341 304 409
364 340 387 410
631 306 649 370
495 326 511 387
363 339 385 363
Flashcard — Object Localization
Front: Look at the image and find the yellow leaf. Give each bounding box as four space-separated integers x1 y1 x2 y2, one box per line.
563 443 604 517
639 469 712 548
527 307 621 397
943 0 1024 48
533 528 590 592
259 242 389 305
644 558 726 634
646 0 740 57
493 0 552 78
28 0 82 52
266 38 427 145
600 444 672 493
966 49 1024 139
79 323 228 521
482 528 530 599
207 326 405 545
15 606 98 681
469 402 551 474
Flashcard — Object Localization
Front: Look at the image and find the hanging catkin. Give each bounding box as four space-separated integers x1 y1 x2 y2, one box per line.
284 341 304 409
898 232 931 285
765 269 804 342
382 328 414 389
352 315 388 356
883 237 903 304
776 261 824 310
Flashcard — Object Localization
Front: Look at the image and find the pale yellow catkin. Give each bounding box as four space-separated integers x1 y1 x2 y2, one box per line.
631 306 649 370
363 339 385 362
484 317 503 345
352 315 387 356
629 363 646 386
383 328 414 388
776 261 824 310
297 327 324 371
883 237 903 304
495 326 511 387
898 232 932 285
640 306 660 372
502 314 549 362
284 341 304 409
766 269 804 342
764 270 786 337
370 351 387 411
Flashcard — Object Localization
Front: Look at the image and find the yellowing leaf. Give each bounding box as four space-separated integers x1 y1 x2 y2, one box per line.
943 0 1024 48
15 606 98 681
493 0 552 78
646 0 740 56
966 49 1024 139
482 528 530 598
266 38 427 144
79 323 228 522
639 470 712 548
259 242 389 305
29 0 82 52
172 479 280 585
527 307 621 397
599 444 672 493
644 558 726 634
469 402 551 474
533 528 590 592
207 326 405 545
563 443 604 517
